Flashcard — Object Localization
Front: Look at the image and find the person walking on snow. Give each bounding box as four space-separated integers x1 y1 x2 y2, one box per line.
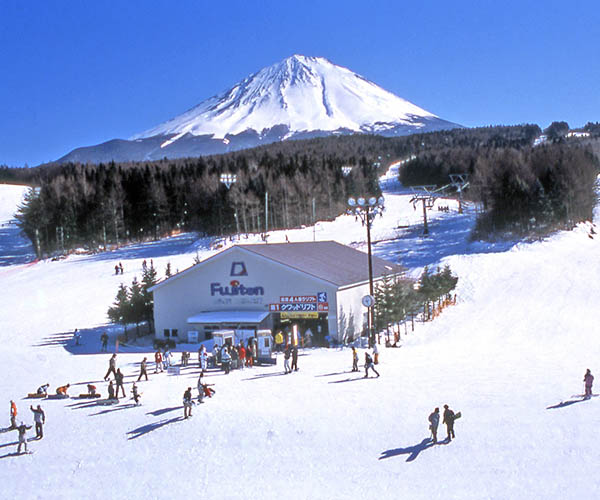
30 405 45 439
100 332 109 352
115 369 126 398
154 350 163 373
443 404 456 441
351 347 359 372
364 352 380 378
291 346 299 372
284 344 292 374
16 422 32 454
183 388 193 419
137 357 148 382
428 407 440 444
584 369 594 399
131 383 141 405
104 354 117 381
10 400 17 429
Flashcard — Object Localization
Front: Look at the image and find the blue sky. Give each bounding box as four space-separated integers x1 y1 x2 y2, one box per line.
1 0 599 167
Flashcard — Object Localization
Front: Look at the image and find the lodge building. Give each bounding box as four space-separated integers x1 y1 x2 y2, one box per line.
150 241 404 345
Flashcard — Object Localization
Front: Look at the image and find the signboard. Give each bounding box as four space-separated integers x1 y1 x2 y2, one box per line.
362 295 375 308
317 303 329 311
280 295 316 303
281 312 319 319
280 303 317 312
269 304 281 312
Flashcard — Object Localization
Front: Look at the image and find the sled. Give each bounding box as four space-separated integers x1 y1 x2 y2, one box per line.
26 393 47 399
77 394 102 399
97 398 119 406
46 394 69 400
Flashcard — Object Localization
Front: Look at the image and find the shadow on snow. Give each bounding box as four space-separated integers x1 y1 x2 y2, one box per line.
127 416 183 440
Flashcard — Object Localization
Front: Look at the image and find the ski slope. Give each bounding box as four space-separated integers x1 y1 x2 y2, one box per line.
0 166 599 499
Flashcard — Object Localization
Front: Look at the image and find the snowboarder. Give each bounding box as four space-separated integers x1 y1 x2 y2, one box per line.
291 346 299 372
100 332 109 352
16 422 32 454
428 407 440 444
137 357 148 381
284 344 292 374
351 347 359 372
183 387 193 419
584 369 594 399
115 369 126 398
30 405 45 439
36 384 50 396
10 400 17 429
104 354 117 381
364 352 380 378
107 380 116 400
131 383 141 405
56 384 70 397
443 404 456 441
154 350 163 373
118 262 124 274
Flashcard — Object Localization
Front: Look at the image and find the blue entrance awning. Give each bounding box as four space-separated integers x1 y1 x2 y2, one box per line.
187 310 270 324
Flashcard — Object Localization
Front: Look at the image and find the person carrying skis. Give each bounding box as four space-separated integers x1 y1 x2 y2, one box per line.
443 404 456 441
30 405 45 439
584 369 594 399
183 387 193 419
115 369 126 398
351 347 359 372
428 407 440 444
10 400 17 429
104 354 117 381
364 352 380 378
137 357 148 381
16 421 32 454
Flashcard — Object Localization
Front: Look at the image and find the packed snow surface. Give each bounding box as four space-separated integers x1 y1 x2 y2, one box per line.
1 164 599 499
132 55 437 140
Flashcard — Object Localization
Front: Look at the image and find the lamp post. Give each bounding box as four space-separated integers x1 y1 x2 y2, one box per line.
219 173 240 237
347 195 385 346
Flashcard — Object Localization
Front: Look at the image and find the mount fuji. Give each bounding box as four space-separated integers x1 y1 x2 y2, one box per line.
57 55 461 164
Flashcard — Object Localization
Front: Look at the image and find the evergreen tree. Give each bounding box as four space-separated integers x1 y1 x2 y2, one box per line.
141 263 159 331
129 277 145 338
107 283 130 337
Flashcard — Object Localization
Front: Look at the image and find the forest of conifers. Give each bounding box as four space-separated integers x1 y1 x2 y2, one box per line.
1 122 598 256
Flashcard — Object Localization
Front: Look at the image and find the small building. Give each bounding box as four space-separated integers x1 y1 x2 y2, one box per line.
150 241 404 345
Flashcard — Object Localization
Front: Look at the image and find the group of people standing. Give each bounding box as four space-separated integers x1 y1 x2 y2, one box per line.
428 405 459 444
8 400 46 454
351 346 380 378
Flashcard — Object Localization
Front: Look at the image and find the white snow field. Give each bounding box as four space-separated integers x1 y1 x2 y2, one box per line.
1 165 599 500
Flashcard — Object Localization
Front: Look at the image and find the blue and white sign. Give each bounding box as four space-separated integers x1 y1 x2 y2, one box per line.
317 292 327 303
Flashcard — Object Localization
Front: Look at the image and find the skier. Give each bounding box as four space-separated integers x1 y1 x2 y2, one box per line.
107 380 116 400
56 384 70 397
154 350 163 373
30 405 45 439
104 354 117 381
36 383 50 396
100 332 109 352
428 407 440 444
364 352 380 378
283 344 292 374
131 383 141 405
137 357 148 382
291 345 299 372
115 369 126 398
183 387 193 419
16 421 32 454
443 404 456 442
351 347 359 372
584 369 594 399
10 400 17 429
199 346 208 371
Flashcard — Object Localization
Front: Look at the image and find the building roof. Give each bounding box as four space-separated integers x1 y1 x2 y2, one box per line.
236 241 403 287
151 240 404 292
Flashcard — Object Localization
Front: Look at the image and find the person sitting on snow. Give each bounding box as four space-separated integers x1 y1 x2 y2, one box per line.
37 384 50 396
56 384 70 397
87 384 97 397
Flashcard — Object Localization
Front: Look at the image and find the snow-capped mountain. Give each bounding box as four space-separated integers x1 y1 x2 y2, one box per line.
57 55 461 164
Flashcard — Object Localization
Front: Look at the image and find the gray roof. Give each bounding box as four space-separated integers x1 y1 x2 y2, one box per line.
237 241 403 287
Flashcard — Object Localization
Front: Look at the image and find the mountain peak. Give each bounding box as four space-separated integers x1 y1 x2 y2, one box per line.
131 55 450 141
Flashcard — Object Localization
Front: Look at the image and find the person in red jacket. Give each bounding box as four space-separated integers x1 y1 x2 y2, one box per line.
10 400 17 429
154 350 163 373
238 344 246 370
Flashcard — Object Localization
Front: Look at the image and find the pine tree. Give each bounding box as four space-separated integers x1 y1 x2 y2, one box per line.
129 277 145 338
141 263 159 332
165 262 172 278
107 283 130 338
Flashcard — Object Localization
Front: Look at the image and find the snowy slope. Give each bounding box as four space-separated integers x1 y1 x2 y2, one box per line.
0 169 599 499
133 55 444 140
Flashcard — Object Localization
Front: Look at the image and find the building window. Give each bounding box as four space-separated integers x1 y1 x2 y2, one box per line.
172 329 178 337
164 329 170 338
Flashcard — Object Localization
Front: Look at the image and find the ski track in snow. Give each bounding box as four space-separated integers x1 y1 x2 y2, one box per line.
0 166 599 499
